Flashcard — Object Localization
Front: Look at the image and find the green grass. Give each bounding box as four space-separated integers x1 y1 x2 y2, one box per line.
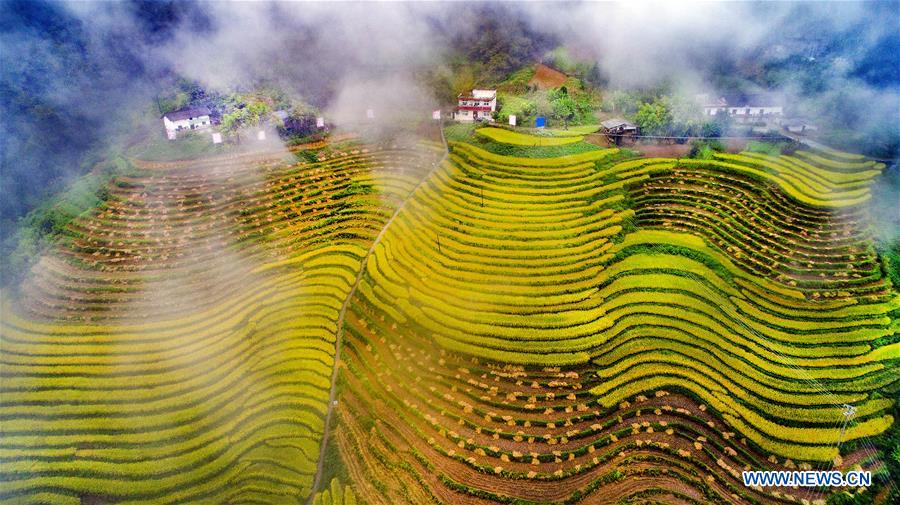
127 130 226 161
497 93 536 121
443 123 478 143
540 125 601 137
745 140 791 156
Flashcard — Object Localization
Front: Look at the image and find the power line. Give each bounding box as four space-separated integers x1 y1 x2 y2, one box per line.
608 134 792 141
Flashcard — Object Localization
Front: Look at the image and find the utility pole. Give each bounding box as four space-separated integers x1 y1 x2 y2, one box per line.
837 404 856 446
481 187 484 207
436 234 442 254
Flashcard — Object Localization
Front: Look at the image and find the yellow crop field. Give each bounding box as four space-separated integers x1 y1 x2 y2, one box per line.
475 127 584 145
2 137 895 505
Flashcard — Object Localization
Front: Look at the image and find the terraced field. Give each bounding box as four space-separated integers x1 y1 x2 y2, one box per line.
335 143 898 504
0 140 445 503
624 152 889 298
1 135 896 505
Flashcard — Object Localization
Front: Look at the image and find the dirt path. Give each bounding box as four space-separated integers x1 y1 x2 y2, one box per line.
307 125 450 502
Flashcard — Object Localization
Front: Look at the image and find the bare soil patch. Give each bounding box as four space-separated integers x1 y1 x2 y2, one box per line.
529 63 568 89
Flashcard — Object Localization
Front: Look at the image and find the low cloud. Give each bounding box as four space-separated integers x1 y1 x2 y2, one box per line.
2 0 898 249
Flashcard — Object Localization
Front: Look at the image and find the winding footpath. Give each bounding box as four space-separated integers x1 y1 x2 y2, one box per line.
307 125 449 501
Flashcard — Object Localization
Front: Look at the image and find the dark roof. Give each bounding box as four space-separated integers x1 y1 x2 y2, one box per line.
163 106 211 121
721 94 781 107
601 118 636 129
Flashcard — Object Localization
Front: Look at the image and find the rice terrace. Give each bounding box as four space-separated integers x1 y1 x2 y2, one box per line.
1 2 898 505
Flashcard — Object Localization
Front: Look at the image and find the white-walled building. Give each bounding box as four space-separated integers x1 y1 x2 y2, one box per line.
163 106 212 139
454 89 497 122
699 94 783 123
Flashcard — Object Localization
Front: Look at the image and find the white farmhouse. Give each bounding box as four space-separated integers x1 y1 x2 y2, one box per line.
699 94 783 123
163 106 212 139
454 89 497 122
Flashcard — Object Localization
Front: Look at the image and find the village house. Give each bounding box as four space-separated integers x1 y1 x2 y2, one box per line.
699 94 783 123
601 118 638 145
162 106 212 139
454 89 497 122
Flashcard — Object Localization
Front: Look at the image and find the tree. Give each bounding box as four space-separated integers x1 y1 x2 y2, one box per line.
220 99 271 141
669 95 703 141
452 66 477 97
550 92 578 128
583 62 605 88
634 97 673 137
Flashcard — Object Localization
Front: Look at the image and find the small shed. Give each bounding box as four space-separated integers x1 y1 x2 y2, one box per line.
781 119 818 135
601 118 638 145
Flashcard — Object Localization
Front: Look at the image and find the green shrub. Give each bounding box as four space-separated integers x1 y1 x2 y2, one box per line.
688 140 725 160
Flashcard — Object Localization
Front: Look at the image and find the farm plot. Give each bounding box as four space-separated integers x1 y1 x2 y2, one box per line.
679 150 884 208
475 127 583 146
332 144 897 504
0 142 444 504
628 150 889 300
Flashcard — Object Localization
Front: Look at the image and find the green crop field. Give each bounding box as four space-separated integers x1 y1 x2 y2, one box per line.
475 127 584 146
1 132 896 505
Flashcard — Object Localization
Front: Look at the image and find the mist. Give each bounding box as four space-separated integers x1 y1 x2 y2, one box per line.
2 0 898 256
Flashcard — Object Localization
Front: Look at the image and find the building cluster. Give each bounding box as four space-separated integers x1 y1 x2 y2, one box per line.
162 105 326 142
698 94 783 123
698 94 818 135
159 86 815 144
